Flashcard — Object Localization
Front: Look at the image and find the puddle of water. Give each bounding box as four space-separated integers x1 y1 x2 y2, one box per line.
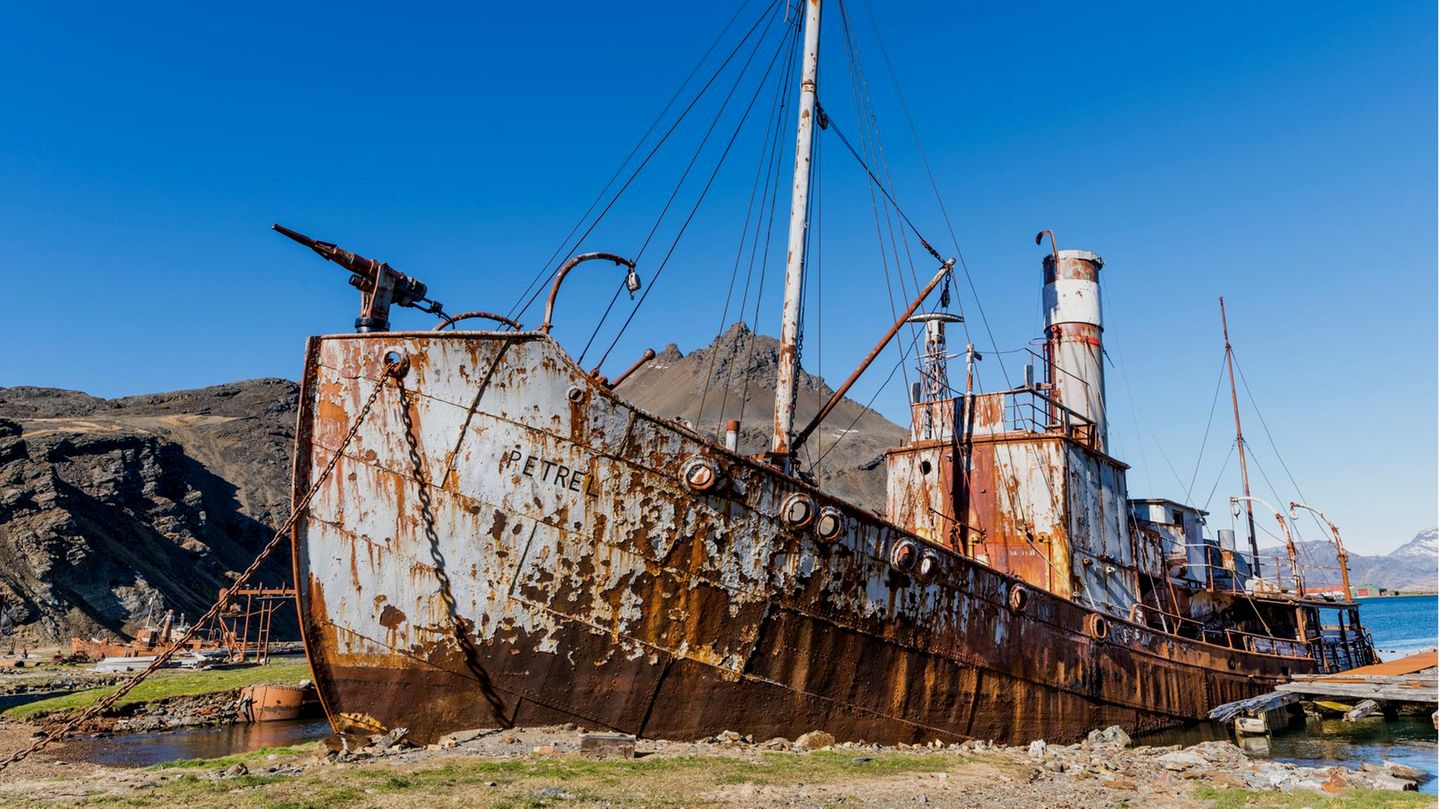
56 718 332 768
1138 715 1438 795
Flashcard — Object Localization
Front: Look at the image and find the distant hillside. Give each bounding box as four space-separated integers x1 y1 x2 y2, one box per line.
1258 528 1438 593
0 381 298 644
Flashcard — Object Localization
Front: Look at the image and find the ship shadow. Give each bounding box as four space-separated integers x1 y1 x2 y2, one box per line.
396 343 514 729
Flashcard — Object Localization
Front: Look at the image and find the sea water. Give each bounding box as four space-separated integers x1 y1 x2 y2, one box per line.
1145 594 1439 793
1275 594 1439 794
1361 593 1439 660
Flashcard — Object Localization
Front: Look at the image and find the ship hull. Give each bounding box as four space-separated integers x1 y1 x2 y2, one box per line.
292 332 1311 744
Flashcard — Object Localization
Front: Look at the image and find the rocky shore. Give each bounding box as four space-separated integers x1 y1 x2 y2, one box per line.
0 721 1429 808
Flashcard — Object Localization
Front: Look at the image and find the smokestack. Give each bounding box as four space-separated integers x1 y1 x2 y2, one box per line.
724 419 740 452
1042 249 1108 452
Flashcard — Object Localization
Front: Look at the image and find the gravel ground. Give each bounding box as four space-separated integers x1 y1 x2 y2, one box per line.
0 722 1430 808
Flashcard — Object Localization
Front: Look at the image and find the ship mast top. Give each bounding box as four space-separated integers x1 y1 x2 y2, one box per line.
770 0 823 466
1220 297 1261 572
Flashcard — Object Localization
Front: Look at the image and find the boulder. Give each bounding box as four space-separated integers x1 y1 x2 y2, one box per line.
795 730 835 750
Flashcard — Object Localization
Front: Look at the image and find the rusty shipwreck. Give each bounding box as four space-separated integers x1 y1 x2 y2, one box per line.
283 0 1375 745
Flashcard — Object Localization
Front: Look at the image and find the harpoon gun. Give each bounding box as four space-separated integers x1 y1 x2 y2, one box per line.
273 223 444 333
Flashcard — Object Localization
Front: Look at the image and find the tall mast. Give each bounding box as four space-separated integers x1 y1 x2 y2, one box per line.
771 0 822 462
1220 297 1260 572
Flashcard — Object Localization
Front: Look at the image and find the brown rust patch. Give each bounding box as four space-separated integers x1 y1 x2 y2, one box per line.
378 605 408 630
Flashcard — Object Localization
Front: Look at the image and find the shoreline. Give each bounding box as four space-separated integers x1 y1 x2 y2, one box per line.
0 722 1430 808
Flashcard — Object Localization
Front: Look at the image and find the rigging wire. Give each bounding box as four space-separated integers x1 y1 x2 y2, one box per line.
732 67 795 440
695 24 800 430
577 3 785 366
834 0 915 396
855 0 984 356
1185 354 1230 502
594 17 797 370
507 0 784 324
507 1 758 323
1201 440 1237 514
818 116 944 265
1231 349 1339 580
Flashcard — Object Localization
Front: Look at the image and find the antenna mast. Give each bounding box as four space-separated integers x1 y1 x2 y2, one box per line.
771 0 822 464
1220 297 1260 572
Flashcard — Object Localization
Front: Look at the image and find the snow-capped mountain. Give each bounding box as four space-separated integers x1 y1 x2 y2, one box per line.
1389 527 1438 559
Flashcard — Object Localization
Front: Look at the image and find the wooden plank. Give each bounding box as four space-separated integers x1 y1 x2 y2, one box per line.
1292 673 1437 685
1344 699 1381 722
1208 691 1298 723
1275 682 1437 703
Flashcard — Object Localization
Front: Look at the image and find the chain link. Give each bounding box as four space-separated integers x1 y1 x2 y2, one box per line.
0 362 400 772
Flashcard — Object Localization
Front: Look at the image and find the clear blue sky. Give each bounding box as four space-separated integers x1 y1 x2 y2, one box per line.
2 2 1433 554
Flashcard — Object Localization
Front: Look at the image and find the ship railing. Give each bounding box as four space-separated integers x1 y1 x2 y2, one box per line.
1225 627 1310 659
1134 602 1314 658
1130 603 1238 647
997 388 1096 447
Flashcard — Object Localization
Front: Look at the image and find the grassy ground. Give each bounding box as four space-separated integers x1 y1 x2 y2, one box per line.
1 661 311 720
1 744 1431 809
1191 785 1433 809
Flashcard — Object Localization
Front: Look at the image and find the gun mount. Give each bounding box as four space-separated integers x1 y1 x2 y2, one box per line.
273 224 444 332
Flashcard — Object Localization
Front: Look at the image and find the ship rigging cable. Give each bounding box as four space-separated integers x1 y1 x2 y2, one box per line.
506 0 784 324
593 15 800 371
696 21 800 432
1185 355 1230 503
576 4 792 366
0 362 404 773
835 0 917 396
518 2 755 314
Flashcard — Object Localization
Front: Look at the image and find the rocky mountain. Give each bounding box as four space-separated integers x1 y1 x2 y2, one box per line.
1389 527 1438 559
0 381 298 645
0 325 908 644
1257 528 1439 593
620 322 906 511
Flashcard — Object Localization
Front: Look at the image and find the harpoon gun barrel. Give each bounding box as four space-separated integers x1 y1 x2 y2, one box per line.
272 223 443 332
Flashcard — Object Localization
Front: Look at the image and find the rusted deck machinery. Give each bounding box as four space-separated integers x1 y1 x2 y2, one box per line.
285 2 1371 745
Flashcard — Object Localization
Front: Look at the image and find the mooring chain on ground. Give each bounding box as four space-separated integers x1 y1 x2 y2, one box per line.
0 361 403 773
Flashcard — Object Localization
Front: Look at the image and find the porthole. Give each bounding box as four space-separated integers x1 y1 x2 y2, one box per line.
680 457 721 493
890 540 919 573
566 385 586 403
1086 613 1109 641
780 492 816 528
815 506 845 543
915 551 941 583
1007 584 1029 613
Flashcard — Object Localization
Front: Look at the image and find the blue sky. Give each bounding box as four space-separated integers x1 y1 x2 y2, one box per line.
1 1 1433 554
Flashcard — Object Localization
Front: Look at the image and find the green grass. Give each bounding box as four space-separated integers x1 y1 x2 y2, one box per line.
3 750 965 808
1 661 311 720
1193 784 1435 809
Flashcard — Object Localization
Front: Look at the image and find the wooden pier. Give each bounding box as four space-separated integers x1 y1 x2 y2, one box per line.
1210 650 1437 734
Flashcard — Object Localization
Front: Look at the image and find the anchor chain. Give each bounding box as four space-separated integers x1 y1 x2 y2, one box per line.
0 360 403 772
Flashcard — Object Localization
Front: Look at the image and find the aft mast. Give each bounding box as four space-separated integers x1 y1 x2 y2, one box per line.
771 0 822 465
1220 297 1261 571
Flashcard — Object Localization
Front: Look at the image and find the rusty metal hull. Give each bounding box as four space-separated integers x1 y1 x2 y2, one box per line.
292 332 1311 745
